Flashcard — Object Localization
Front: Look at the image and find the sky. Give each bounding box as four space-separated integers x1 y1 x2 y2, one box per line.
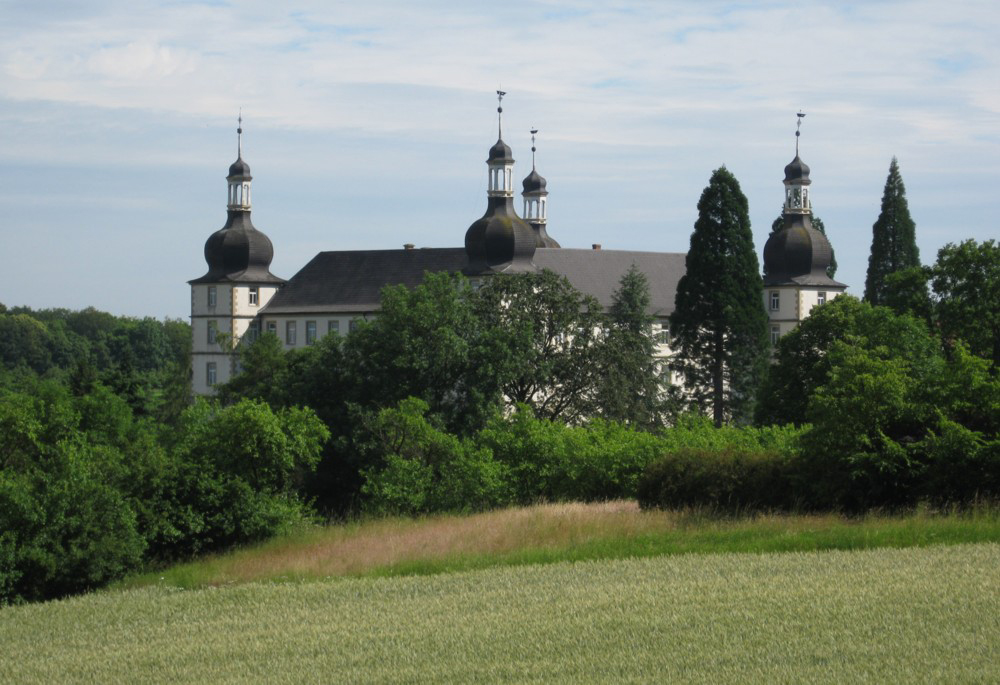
1 0 998 320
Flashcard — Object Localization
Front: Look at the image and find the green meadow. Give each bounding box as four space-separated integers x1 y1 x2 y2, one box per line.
3 503 1000 683
2 543 998 683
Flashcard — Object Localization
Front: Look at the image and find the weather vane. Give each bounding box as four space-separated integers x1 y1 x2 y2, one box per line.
795 110 805 155
237 109 243 158
530 128 538 169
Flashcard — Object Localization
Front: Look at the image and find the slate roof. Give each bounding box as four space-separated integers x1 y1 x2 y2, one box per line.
535 249 685 316
262 248 467 314
261 246 686 317
189 211 285 285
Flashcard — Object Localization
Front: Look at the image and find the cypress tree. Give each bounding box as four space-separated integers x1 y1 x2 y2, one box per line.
864 157 920 304
670 167 769 426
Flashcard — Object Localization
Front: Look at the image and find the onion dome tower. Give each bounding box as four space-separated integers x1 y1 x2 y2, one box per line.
761 113 846 344
189 116 285 395
522 128 560 248
464 92 537 275
192 118 284 285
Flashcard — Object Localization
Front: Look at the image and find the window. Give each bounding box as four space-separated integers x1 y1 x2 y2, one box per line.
249 287 259 306
817 292 827 306
769 291 780 311
306 321 317 345
266 321 277 335
349 319 360 333
206 362 217 386
208 286 217 308
207 320 218 345
246 321 260 343
286 321 297 345
771 325 781 346
655 323 670 345
328 320 340 335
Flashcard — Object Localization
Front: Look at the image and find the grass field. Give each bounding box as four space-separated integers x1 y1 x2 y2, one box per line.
2 543 998 683
120 500 1000 590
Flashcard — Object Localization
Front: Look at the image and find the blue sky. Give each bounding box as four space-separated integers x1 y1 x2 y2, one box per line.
1 0 998 319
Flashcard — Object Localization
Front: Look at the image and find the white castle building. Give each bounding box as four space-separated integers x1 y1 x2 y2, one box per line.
190 107 844 396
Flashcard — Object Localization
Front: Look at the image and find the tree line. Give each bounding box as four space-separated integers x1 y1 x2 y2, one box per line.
1 159 998 603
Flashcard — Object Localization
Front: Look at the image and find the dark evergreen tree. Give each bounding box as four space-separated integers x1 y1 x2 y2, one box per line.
595 265 663 429
864 157 920 304
670 167 769 426
768 214 837 279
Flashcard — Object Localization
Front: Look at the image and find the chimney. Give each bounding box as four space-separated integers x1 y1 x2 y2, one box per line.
404 243 415 250
592 243 602 251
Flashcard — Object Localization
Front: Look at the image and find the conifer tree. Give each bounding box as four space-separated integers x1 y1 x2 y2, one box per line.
864 157 920 304
596 265 663 428
670 167 769 426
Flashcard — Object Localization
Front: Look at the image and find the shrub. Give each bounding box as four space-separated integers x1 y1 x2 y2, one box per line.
637 447 799 512
361 398 511 516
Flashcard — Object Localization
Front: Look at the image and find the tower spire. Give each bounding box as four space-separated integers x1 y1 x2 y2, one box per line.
795 110 805 156
237 110 243 158
531 127 537 170
497 89 506 138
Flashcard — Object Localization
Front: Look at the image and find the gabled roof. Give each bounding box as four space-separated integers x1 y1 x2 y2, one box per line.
261 246 686 317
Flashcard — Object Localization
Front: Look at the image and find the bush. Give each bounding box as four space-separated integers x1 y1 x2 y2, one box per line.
636 447 800 512
360 398 511 516
474 409 665 504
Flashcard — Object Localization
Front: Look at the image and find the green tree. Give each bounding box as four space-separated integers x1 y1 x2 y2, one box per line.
595 265 663 428
769 214 837 279
931 239 1000 369
882 266 933 325
341 271 491 433
471 270 604 423
864 157 920 305
755 295 938 426
670 167 768 426
359 397 509 515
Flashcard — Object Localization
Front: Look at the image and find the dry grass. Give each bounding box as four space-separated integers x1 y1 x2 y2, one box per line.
118 501 1000 590
151 501 667 584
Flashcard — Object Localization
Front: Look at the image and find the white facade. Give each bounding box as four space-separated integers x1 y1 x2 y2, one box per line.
190 282 281 395
764 286 841 346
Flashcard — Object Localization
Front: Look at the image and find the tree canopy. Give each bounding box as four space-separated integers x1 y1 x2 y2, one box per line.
931 239 1000 369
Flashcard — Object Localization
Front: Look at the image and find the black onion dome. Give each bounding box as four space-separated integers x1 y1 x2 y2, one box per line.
228 156 252 179
763 220 841 286
522 168 547 194
464 198 537 274
783 155 810 184
488 138 514 163
190 212 284 284
531 225 560 249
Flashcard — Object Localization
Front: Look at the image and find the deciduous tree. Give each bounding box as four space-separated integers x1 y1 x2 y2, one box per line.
931 239 1000 369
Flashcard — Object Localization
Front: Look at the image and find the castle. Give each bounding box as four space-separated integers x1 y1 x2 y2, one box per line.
190 104 844 396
